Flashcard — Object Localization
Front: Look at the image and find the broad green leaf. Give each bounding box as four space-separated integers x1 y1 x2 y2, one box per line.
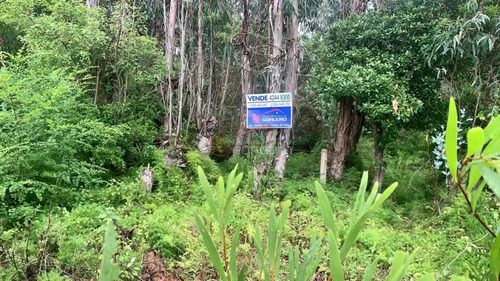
296 238 323 281
362 183 379 215
225 164 238 197
229 225 242 281
288 245 295 281
467 165 482 194
328 231 344 281
98 220 119 281
194 213 226 280
218 176 225 212
490 234 500 281
315 181 339 239
471 181 486 213
254 226 272 281
477 164 500 198
466 127 484 157
362 258 379 281
198 166 218 218
340 211 371 261
445 98 458 182
238 265 248 281
355 171 369 217
268 204 277 272
371 182 398 210
484 115 500 141
223 173 243 226
386 251 414 281
307 247 326 281
483 137 500 157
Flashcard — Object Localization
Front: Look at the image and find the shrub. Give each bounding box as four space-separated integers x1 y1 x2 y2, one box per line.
185 150 221 182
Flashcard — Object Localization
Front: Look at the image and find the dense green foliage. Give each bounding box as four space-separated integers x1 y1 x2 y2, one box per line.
0 0 498 280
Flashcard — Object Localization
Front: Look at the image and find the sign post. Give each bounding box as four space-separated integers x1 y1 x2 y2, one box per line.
246 93 293 129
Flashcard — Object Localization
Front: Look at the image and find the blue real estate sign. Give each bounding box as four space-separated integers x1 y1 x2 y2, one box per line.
246 93 293 129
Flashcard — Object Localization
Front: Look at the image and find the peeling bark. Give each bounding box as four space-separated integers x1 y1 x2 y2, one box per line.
275 0 299 187
329 97 364 181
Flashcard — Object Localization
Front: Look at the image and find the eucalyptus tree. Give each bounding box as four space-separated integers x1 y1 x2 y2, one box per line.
275 0 299 185
427 0 500 125
233 0 251 156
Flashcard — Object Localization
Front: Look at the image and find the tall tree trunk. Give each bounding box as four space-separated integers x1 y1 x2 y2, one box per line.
86 0 98 8
233 0 251 156
163 0 177 138
253 0 283 199
328 0 367 181
251 0 264 94
371 119 386 192
217 0 237 124
275 0 298 186
196 0 203 132
350 0 369 14
329 96 364 181
175 0 186 147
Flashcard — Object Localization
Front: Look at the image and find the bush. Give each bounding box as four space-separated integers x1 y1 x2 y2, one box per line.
185 150 221 182
143 205 188 259
153 163 187 201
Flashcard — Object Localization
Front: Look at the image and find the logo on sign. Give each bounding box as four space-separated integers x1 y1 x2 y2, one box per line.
264 108 284 114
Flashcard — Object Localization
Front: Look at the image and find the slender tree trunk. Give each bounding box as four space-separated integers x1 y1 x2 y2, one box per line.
86 0 98 8
163 0 177 138
275 0 298 186
196 0 203 132
218 0 237 123
253 0 283 199
371 119 386 191
350 0 369 14
233 0 251 156
329 96 364 181
175 0 186 147
251 0 264 94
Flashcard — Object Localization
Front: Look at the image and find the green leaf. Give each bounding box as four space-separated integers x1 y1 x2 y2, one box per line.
386 251 414 281
288 245 295 281
466 127 484 157
238 265 248 281
445 97 458 182
483 137 500 157
362 183 379 215
362 258 379 281
328 230 344 281
471 181 486 213
467 165 482 194
296 238 323 281
490 235 500 281
484 115 500 141
315 181 339 239
229 226 242 281
254 226 272 281
340 211 371 261
477 164 500 199
198 166 218 218
354 171 369 217
194 213 226 280
98 220 119 281
371 182 398 210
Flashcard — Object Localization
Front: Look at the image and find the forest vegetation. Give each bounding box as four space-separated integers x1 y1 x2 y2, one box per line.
0 0 499 280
